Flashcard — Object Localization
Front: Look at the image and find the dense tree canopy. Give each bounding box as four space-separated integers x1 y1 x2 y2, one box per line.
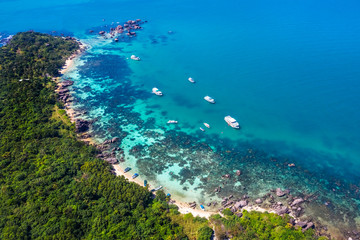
0 32 186 240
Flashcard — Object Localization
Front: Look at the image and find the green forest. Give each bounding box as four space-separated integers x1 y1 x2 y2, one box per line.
0 32 327 239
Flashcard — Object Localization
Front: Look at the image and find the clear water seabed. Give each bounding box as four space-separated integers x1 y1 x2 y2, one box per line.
2 0 360 236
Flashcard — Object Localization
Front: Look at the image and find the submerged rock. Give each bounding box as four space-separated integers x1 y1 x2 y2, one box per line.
291 198 304 206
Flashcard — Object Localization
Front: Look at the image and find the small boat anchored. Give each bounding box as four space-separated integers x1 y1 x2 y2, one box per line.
200 127 205 132
124 167 131 173
130 55 141 61
152 87 163 96
204 96 215 104
167 120 178 124
188 77 195 83
152 186 163 191
200 205 205 211
132 173 139 179
224 115 240 129
203 123 210 128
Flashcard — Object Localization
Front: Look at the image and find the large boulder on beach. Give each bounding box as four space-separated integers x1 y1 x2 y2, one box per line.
275 206 289 215
105 158 118 164
62 80 74 87
304 222 314 231
234 200 247 210
276 188 286 197
111 137 120 143
75 119 90 133
255 198 263 204
236 170 241 176
58 89 69 95
295 221 308 228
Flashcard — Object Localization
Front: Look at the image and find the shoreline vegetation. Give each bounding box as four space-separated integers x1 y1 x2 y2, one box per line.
0 31 332 239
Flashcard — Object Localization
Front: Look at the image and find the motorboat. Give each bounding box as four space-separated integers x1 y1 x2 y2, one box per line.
167 120 178 124
154 186 163 191
200 127 205 132
204 96 215 104
132 173 139 179
200 205 205 211
203 123 210 128
144 180 148 187
152 87 163 96
224 115 240 129
124 167 131 173
188 77 195 83
130 55 141 61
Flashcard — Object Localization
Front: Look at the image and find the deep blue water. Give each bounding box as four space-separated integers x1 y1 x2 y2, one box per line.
2 0 360 236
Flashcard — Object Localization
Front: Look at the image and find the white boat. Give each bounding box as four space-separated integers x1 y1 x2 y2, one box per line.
204 96 215 104
130 55 141 61
200 127 205 132
224 115 240 129
167 120 178 124
188 77 195 83
203 123 210 128
152 87 163 96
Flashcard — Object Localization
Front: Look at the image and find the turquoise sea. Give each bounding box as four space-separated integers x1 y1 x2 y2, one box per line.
2 0 360 236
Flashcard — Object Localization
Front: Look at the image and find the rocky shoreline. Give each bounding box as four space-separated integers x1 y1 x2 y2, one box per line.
54 35 359 240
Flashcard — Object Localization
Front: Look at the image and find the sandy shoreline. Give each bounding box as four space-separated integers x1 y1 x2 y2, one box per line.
112 163 216 219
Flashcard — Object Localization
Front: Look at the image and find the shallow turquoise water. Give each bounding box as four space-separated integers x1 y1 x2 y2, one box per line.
2 0 360 234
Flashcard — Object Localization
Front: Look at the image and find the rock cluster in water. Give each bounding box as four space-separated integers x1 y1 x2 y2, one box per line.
90 19 146 41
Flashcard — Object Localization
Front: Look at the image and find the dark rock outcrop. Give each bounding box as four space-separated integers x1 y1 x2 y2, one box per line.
75 119 90 133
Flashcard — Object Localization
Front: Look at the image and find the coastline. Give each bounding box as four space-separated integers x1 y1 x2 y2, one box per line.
56 38 340 239
56 38 320 226
56 40 87 123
